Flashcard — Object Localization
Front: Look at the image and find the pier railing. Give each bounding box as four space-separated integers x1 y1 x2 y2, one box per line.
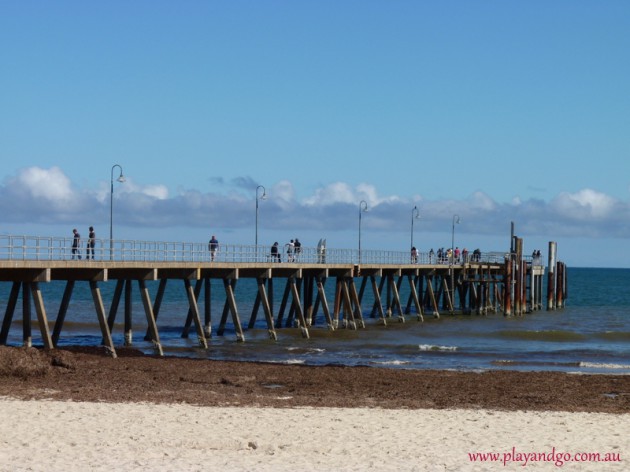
0 235 525 266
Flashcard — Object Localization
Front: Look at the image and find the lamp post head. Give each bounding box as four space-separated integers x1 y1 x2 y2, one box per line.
117 174 126 183
257 185 267 200
359 200 368 212
453 214 460 225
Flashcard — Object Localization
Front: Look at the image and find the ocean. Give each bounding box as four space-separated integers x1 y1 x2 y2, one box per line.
2 267 629 374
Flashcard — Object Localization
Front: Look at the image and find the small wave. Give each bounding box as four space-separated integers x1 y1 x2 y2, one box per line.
492 360 580 367
370 360 411 366
286 347 325 354
418 344 458 352
284 359 305 365
579 362 630 370
593 331 630 342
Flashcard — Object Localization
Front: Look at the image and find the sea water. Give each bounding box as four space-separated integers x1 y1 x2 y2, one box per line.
1 267 629 374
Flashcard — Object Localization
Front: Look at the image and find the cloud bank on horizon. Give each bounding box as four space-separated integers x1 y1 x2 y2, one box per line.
2 166 628 243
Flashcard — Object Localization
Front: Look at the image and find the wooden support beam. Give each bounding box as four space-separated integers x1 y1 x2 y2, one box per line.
256 278 277 340
204 277 211 337
340 279 356 330
289 277 309 338
369 275 386 325
248 290 262 329
182 279 203 338
22 282 32 347
370 275 387 318
138 280 163 356
30 282 53 349
52 280 75 346
426 275 440 318
407 275 424 322
275 279 291 328
1 282 21 345
223 278 245 342
348 278 365 328
144 278 167 341
90 280 116 358
124 279 133 345
333 278 342 329
315 276 334 330
107 279 124 332
184 278 208 347
389 276 405 323
442 275 454 314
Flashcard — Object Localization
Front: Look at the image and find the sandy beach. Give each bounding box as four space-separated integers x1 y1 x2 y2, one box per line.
1 347 628 471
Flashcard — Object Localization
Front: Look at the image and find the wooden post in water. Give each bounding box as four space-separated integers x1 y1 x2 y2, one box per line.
124 279 133 346
504 254 512 316
547 241 557 310
514 237 523 316
556 262 565 309
22 282 32 347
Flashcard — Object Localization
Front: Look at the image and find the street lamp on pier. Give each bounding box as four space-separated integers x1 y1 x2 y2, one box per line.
451 214 460 265
358 200 368 264
255 185 267 247
109 164 126 260
410 205 420 250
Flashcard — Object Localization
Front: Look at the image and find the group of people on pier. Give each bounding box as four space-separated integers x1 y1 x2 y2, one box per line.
417 247 481 265
270 238 302 262
71 226 96 260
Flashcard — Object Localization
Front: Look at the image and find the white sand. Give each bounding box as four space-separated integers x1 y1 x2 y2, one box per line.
0 398 627 471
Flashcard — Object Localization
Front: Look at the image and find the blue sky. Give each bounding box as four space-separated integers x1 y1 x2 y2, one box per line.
1 1 629 267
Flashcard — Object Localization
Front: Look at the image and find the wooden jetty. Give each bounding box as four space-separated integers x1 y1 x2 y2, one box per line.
0 236 567 358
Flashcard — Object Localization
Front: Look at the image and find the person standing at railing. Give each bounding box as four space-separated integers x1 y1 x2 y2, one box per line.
72 228 81 260
286 239 295 262
208 235 219 261
294 238 301 261
87 226 96 260
271 242 280 262
411 246 418 263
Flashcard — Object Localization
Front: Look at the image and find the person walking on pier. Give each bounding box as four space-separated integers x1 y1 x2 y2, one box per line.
87 226 96 260
208 235 219 261
71 228 81 260
294 238 302 261
411 246 418 263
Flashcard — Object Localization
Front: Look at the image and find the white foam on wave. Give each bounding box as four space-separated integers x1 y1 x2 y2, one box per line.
579 361 630 370
371 360 411 366
287 347 325 353
418 344 458 352
284 359 306 365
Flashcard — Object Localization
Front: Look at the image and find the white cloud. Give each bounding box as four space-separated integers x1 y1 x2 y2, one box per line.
303 182 400 207
551 189 616 219
15 166 74 201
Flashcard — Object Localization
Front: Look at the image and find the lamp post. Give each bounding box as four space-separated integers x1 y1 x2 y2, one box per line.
410 205 420 250
451 214 460 265
109 164 126 260
255 185 266 247
358 200 368 264
450 214 460 312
